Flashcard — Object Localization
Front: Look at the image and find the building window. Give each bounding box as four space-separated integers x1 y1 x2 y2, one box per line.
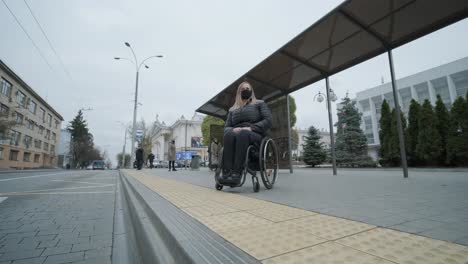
451 70 468 97
0 104 9 114
39 108 45 122
10 130 21 146
399 87 412 113
38 126 44 135
47 114 52 127
15 112 24 124
16 91 26 107
0 147 3 160
43 142 49 151
50 144 55 155
414 82 430 104
9 150 19 161
45 129 50 140
23 135 33 148
23 152 31 162
359 100 370 112
28 100 37 114
34 139 42 149
366 133 375 144
372 96 383 115
363 116 373 131
1 78 12 97
431 77 451 108
28 120 35 130
34 154 40 163
54 119 59 129
52 132 56 141
384 92 395 109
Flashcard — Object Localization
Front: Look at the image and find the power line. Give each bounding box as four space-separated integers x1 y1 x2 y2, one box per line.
22 0 75 85
1 0 53 70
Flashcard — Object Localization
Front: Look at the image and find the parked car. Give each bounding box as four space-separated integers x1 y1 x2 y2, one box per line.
92 160 105 170
160 160 169 168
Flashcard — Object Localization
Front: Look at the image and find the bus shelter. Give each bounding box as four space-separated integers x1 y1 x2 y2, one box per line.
197 0 468 177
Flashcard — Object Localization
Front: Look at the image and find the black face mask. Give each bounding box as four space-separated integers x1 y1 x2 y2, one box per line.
241 89 252 99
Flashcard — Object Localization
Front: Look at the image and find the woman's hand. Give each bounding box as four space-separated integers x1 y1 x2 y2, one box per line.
233 127 242 133
243 127 252 131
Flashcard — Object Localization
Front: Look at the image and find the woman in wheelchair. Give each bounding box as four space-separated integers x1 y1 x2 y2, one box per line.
220 81 272 184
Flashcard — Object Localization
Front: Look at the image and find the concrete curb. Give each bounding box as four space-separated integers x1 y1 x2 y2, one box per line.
119 170 260 264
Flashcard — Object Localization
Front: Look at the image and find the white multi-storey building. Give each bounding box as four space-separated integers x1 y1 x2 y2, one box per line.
353 56 468 160
152 113 208 162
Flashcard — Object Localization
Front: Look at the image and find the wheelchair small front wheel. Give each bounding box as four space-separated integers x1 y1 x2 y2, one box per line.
252 176 260 192
215 183 223 191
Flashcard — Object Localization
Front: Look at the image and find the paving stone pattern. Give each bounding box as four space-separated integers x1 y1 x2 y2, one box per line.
0 173 116 264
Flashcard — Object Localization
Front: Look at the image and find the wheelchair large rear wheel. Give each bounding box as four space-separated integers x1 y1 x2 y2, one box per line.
259 138 278 189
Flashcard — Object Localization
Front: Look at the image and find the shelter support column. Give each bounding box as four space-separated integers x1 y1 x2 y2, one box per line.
325 77 337 176
388 50 409 178
286 96 293 174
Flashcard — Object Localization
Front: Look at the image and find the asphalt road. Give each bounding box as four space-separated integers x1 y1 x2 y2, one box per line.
0 170 117 264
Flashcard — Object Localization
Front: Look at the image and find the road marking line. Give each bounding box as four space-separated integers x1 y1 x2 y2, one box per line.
0 171 88 182
0 197 7 203
1 184 115 195
51 180 109 185
0 191 114 196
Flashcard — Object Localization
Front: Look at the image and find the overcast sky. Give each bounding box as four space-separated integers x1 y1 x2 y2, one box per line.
1 0 468 165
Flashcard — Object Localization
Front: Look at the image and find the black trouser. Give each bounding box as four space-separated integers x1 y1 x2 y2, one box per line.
169 161 175 170
136 159 143 170
222 130 262 172
149 160 154 168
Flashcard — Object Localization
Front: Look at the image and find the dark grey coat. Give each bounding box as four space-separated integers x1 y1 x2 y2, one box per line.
224 100 272 136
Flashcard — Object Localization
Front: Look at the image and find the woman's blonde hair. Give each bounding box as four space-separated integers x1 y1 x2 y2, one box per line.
230 81 257 111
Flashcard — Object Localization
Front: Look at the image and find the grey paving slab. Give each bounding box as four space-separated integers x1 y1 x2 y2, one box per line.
11 257 46 264
0 170 118 263
42 252 84 264
143 167 468 245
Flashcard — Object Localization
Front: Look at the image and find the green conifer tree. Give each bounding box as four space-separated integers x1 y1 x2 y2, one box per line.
303 126 327 167
447 96 468 166
406 99 420 166
416 100 441 165
434 95 450 165
335 97 374 167
378 100 392 166
386 108 407 166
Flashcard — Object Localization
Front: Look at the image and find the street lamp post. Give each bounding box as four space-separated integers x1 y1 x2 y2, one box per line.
116 121 129 168
313 79 338 175
114 42 163 169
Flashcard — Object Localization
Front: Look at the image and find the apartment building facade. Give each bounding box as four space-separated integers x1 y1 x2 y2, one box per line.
352 56 468 160
0 60 63 169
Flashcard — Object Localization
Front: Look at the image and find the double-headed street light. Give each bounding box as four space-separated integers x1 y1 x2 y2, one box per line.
114 42 163 169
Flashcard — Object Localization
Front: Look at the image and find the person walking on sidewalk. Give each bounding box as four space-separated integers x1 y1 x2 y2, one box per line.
135 145 144 170
168 140 177 171
147 152 155 169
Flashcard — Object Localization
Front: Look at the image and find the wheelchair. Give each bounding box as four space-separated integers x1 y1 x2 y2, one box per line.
214 137 279 192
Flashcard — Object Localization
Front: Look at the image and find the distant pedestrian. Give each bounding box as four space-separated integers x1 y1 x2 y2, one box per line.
168 140 177 171
148 152 155 169
136 145 144 170
210 137 221 170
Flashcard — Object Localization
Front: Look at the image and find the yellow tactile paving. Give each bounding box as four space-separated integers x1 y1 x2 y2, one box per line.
246 203 317 222
196 211 273 233
278 214 375 240
124 170 468 264
181 201 240 218
220 223 326 260
336 228 468 264
262 241 394 264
